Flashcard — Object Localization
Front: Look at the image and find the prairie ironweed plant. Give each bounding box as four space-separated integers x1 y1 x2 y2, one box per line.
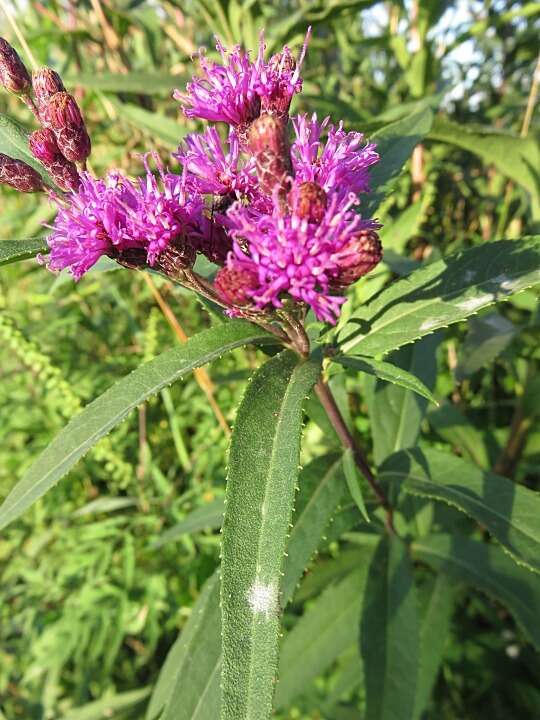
1 19 539 720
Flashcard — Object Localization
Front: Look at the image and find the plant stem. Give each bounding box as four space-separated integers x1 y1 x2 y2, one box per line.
314 378 395 533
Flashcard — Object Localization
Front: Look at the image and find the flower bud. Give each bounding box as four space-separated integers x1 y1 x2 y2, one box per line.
155 237 197 276
292 182 327 223
47 91 84 130
215 263 259 306
331 229 382 290
47 159 81 192
32 67 65 110
29 128 59 165
0 37 31 94
248 113 291 196
0 153 44 192
55 125 92 163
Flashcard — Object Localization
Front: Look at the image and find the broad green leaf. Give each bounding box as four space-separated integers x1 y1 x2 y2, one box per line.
381 447 540 574
343 448 370 522
428 403 490 468
0 320 273 531
276 561 373 710
220 350 321 720
148 572 221 720
282 453 346 605
334 354 437 404
455 312 517 381
0 238 48 267
429 119 540 214
338 237 540 357
360 535 420 720
64 72 184 94
413 534 540 649
0 114 52 183
362 107 434 216
151 498 225 548
62 687 151 720
366 334 439 466
414 573 456 720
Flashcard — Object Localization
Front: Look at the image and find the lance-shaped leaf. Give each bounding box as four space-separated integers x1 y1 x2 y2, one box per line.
0 320 273 531
149 572 222 720
151 498 225 549
0 238 48 267
362 107 434 216
413 534 540 650
338 237 540 357
333 354 437 404
381 447 540 574
220 350 321 720
360 535 420 720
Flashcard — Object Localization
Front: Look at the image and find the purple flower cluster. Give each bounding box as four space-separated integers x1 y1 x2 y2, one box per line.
42 29 382 324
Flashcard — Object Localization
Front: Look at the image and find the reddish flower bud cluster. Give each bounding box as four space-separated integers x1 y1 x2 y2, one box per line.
29 129 80 191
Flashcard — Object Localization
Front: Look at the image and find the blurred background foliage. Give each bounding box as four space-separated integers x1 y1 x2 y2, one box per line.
0 0 539 718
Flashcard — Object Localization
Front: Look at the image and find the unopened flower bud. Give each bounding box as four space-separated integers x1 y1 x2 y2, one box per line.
0 153 44 192
0 37 31 94
32 67 65 110
47 91 84 130
215 263 259 306
155 237 197 277
248 113 291 196
55 125 91 163
29 129 80 191
29 128 59 165
331 229 382 289
292 182 327 223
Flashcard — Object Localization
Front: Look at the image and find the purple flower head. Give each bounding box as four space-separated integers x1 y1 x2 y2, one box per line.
291 113 379 199
225 184 376 323
174 127 256 197
45 157 201 279
174 29 310 128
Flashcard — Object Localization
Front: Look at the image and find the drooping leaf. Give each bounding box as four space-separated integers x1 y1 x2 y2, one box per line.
148 572 221 720
381 447 540 574
338 237 540 357
366 334 439 466
276 560 373 710
64 72 185 94
334 354 437 404
343 448 370 522
151 498 225 549
428 402 490 468
413 534 540 649
108 98 186 147
414 573 456 720
0 238 48 267
220 350 321 720
363 107 434 216
455 312 517 380
360 535 420 720
282 452 346 605
0 320 273 531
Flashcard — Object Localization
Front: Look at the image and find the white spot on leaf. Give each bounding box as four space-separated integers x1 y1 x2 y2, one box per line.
456 294 494 312
247 579 277 620
419 318 439 331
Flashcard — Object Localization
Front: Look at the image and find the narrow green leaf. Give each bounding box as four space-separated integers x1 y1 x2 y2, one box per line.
282 452 346 605
64 72 184 94
381 447 540 574
428 403 490 468
414 574 456 720
338 237 540 357
363 107 434 216
149 572 221 720
360 536 420 720
221 350 321 720
0 238 48 267
455 312 517 381
151 498 225 549
108 98 185 147
343 448 370 522
61 687 151 720
366 334 439 466
0 320 273 531
335 354 437 404
413 534 540 649
276 561 373 710
0 114 52 182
